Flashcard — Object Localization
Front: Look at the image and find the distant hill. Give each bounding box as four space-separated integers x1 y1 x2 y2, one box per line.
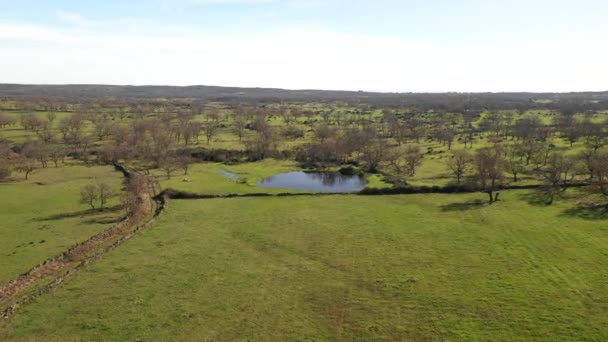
1 84 607 108
0 84 387 100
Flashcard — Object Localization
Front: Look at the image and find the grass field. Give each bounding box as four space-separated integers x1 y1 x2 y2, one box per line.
0 162 124 284
2 102 608 340
2 191 607 341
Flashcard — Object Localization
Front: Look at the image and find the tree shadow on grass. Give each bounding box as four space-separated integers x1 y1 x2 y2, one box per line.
439 199 486 212
517 190 551 206
561 203 608 220
34 204 123 221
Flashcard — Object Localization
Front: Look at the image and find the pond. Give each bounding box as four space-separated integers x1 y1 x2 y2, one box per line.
256 171 368 193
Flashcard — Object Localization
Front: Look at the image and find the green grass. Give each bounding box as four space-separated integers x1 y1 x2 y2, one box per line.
0 162 124 284
0 111 74 143
2 191 607 341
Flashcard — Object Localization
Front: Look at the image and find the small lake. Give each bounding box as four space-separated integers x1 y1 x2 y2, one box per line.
257 171 368 193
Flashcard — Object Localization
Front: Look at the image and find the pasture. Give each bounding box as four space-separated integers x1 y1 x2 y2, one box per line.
1 192 607 340
2 94 608 340
0 162 124 283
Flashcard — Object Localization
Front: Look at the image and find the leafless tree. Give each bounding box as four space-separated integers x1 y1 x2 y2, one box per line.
474 146 505 203
49 145 67 167
204 122 218 144
0 159 11 181
361 139 388 172
98 182 114 210
80 183 98 210
21 113 44 132
233 114 247 142
404 145 424 176
314 124 336 142
93 117 113 141
446 149 470 184
540 152 578 204
160 153 179 179
504 145 525 182
250 125 278 160
386 147 406 174
178 153 193 175
15 155 38 180
0 114 17 127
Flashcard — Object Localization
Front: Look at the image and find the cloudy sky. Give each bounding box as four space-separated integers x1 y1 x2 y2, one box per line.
0 0 607 92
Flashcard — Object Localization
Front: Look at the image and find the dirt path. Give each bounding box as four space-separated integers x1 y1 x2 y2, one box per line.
0 165 163 319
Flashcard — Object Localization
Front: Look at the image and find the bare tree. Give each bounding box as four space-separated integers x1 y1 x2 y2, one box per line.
98 182 114 210
589 150 608 204
80 184 98 210
540 152 578 204
504 145 525 182
0 159 11 181
160 153 179 179
579 148 598 180
49 145 67 167
247 124 278 160
36 120 55 143
360 139 388 172
21 113 44 132
0 114 17 127
178 153 193 175
446 149 470 184
204 122 218 144
386 147 406 174
233 114 247 142
438 127 457 150
314 124 336 143
93 117 113 141
404 145 424 176
15 156 37 180
474 146 505 203
516 140 543 165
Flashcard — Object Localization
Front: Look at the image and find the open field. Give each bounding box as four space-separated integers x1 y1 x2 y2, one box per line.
0 163 124 284
1 191 607 341
2 90 608 340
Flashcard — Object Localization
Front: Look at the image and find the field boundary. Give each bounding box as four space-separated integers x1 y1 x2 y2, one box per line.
0 164 164 319
157 182 591 200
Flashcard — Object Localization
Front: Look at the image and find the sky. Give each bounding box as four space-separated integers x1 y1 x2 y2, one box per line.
0 0 607 92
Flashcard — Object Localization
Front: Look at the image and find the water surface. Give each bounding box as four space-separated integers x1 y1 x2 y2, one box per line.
257 171 367 193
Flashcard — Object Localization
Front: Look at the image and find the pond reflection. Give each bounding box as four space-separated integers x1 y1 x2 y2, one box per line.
257 171 367 192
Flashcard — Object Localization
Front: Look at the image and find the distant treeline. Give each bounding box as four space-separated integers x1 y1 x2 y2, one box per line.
1 84 608 111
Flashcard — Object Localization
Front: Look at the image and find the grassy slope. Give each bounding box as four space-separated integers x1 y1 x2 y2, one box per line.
2 191 607 341
0 163 124 283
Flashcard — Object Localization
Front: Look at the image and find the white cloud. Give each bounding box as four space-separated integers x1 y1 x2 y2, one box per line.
56 10 90 26
0 22 606 92
0 23 78 44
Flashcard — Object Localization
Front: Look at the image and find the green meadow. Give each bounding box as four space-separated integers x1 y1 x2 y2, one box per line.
2 97 608 341
0 162 124 283
1 192 607 341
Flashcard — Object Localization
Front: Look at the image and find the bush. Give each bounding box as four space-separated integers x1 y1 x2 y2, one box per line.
283 125 305 139
190 148 248 163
